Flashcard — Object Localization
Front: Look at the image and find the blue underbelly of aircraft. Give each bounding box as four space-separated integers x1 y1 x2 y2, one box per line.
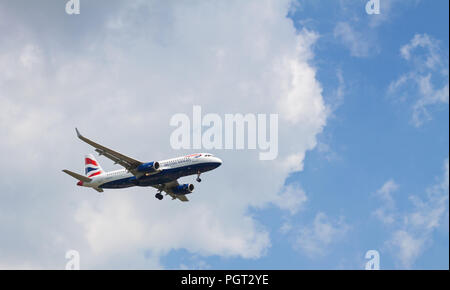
99 162 221 189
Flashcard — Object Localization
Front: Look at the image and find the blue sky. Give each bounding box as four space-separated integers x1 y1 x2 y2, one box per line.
0 0 448 270
162 0 450 270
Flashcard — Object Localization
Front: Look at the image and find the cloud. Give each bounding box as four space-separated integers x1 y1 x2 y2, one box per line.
372 179 399 225
75 195 271 263
179 257 211 270
294 212 350 258
411 76 449 126
330 69 346 112
333 22 373 58
389 34 449 127
376 179 398 207
380 159 449 268
0 0 328 269
400 34 441 69
406 159 449 232
333 0 422 58
272 184 308 215
279 222 293 234
387 230 425 268
277 29 325 125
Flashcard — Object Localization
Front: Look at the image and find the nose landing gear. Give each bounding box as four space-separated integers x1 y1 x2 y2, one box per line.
196 171 202 183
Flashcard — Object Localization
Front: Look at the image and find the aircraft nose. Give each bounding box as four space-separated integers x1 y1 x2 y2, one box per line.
77 181 83 186
214 157 223 167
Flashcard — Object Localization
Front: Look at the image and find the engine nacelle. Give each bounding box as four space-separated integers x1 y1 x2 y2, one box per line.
136 161 160 173
172 184 195 195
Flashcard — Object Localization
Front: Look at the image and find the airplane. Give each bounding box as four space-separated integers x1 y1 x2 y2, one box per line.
62 129 222 202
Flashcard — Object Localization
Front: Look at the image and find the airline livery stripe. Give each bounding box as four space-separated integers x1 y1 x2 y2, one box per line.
85 158 98 166
88 171 102 178
85 167 98 174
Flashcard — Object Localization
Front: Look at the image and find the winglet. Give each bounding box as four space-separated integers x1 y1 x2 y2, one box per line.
75 128 82 138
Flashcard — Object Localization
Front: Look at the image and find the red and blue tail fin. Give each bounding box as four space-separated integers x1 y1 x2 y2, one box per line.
85 154 104 178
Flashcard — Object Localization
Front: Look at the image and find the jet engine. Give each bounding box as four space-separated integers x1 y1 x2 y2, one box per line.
172 184 195 195
136 161 160 174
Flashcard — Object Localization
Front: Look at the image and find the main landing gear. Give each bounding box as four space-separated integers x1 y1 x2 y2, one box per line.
155 191 163 200
196 171 202 183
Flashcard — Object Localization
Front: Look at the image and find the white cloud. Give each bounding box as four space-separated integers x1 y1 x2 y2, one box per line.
400 34 440 69
19 44 42 70
387 230 425 269
279 222 293 234
381 159 449 268
372 179 399 225
376 179 398 205
179 258 211 270
334 0 422 58
0 0 328 269
411 76 449 126
295 212 350 258
389 34 449 127
74 194 271 268
277 29 325 125
333 22 373 58
372 208 395 225
406 159 449 231
329 69 346 112
272 184 308 215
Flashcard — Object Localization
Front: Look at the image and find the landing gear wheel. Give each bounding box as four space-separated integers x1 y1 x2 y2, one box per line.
155 193 163 200
196 171 202 183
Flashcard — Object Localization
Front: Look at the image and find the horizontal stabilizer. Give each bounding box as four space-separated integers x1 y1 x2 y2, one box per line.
62 169 92 183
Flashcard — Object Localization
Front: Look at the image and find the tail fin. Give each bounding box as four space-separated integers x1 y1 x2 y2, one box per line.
85 154 104 177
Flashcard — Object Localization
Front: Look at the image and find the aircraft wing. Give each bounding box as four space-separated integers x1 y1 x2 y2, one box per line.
75 128 144 173
152 180 189 202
